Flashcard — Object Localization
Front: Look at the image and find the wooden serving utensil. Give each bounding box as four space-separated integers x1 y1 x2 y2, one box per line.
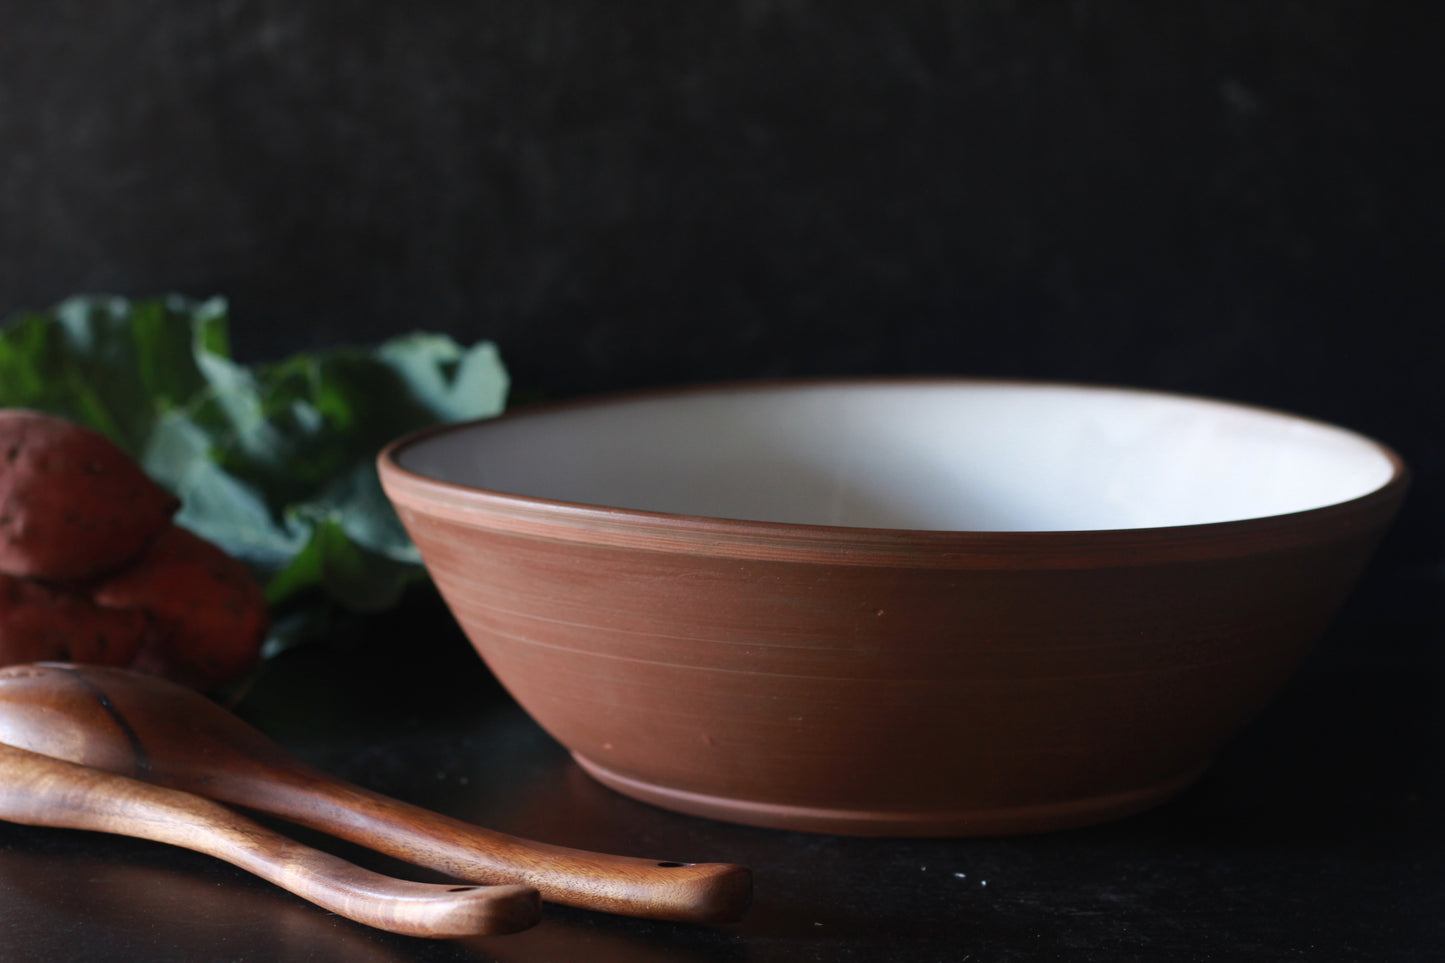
0 741 540 938
0 663 752 925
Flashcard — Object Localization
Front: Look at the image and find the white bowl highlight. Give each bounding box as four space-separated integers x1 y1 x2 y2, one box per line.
396 382 1396 532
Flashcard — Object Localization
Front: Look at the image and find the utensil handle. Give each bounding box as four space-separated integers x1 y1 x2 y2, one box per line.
0 743 540 939
218 763 751 924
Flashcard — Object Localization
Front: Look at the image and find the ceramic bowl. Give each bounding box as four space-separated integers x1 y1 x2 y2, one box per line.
378 380 1407 836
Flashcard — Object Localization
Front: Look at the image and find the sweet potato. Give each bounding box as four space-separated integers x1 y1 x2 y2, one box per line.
91 525 267 690
0 409 179 579
0 573 151 667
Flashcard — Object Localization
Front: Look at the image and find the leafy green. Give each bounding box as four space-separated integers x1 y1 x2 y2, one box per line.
0 294 508 650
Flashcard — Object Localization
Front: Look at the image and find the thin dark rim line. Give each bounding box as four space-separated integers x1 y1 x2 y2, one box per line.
377 376 1410 547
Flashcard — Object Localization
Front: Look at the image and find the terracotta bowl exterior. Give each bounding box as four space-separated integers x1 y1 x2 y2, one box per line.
377 380 1407 836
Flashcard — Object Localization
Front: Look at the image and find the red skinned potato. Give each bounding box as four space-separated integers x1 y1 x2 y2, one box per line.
0 409 179 579
92 526 268 690
0 573 151 667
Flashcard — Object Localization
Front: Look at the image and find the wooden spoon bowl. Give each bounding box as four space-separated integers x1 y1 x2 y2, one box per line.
0 662 750 925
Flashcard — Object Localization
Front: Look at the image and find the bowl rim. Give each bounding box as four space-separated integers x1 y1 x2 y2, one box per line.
377 377 1410 569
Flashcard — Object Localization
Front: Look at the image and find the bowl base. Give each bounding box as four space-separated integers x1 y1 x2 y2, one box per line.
571 754 1210 837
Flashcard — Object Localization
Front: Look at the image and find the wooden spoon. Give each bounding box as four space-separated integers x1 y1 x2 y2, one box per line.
0 663 752 925
0 741 541 938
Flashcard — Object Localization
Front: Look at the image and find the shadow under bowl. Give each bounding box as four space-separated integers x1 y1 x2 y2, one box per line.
378 379 1407 836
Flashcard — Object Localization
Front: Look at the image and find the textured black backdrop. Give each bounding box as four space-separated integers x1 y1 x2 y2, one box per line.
1 1 1440 608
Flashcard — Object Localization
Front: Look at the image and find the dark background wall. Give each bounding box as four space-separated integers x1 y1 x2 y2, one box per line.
1 1 1440 618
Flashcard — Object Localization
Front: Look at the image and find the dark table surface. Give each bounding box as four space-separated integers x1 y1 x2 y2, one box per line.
1 588 1440 963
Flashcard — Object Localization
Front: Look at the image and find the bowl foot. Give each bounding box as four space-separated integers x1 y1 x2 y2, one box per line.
571 754 1210 837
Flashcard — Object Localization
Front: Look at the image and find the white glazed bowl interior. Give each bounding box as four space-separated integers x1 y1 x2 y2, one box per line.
396 381 1396 532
